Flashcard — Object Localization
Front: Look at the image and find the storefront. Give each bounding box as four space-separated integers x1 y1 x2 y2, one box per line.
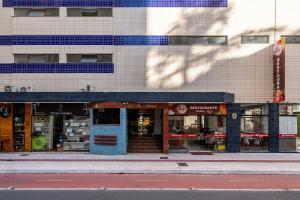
240 104 269 152
278 104 299 152
0 92 298 154
31 103 90 151
90 102 228 154
168 104 227 152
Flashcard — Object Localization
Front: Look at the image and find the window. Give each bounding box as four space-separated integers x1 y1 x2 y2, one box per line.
67 8 113 17
81 55 98 63
168 36 227 45
81 9 98 16
14 54 59 63
169 115 227 152
241 35 269 44
67 54 113 63
240 104 269 152
284 36 300 44
93 109 120 124
14 8 59 17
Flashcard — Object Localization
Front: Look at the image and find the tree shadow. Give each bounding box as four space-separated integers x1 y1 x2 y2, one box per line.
141 3 296 103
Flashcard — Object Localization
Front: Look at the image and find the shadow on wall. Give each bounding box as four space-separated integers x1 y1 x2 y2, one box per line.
139 3 297 102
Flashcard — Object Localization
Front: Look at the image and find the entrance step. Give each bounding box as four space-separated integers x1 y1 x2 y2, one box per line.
127 149 162 153
128 135 162 153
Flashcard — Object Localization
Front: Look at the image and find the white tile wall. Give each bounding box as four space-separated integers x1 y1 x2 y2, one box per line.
0 0 300 103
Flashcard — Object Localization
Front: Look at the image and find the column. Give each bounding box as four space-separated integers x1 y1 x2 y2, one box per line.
226 103 241 152
269 103 279 152
162 109 169 154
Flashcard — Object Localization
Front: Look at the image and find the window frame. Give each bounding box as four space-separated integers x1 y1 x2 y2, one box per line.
241 35 269 44
66 8 113 17
168 36 228 45
14 8 59 17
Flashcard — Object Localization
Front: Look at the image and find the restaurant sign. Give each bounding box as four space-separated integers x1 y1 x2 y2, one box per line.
169 104 227 115
273 38 285 103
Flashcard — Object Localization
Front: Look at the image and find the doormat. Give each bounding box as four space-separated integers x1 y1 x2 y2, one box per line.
190 152 214 155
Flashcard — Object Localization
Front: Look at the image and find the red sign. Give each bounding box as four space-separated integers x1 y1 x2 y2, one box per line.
169 134 198 138
273 38 285 102
279 133 297 138
169 104 227 115
240 133 269 138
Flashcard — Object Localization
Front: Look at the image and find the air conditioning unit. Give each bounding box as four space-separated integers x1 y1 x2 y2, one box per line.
19 86 33 92
87 85 95 92
4 85 12 92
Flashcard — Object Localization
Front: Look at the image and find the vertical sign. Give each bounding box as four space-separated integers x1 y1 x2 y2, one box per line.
273 38 285 102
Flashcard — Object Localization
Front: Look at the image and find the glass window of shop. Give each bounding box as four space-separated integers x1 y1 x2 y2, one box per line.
279 104 300 152
169 114 227 153
31 103 90 152
240 104 269 152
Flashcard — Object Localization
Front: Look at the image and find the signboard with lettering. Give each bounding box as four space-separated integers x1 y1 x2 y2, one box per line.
273 38 285 103
32 103 89 116
93 102 227 116
168 104 227 115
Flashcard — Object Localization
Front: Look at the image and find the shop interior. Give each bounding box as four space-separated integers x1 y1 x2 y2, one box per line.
279 104 300 152
31 103 90 151
169 115 227 152
13 104 25 152
127 109 162 137
240 104 269 152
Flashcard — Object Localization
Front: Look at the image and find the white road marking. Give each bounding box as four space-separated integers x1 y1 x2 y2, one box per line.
35 180 73 182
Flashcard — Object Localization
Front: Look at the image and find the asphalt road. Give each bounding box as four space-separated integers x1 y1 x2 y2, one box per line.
0 191 300 200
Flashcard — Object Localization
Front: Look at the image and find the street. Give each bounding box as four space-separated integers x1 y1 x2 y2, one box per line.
1 174 300 189
1 190 300 200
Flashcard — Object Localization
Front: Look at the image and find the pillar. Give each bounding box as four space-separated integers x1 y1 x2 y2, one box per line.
226 103 241 152
269 103 279 152
162 109 169 154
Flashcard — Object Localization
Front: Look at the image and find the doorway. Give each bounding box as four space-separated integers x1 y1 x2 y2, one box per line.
127 109 163 153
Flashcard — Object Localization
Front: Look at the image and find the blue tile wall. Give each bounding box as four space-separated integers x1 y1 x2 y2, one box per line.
269 103 279 153
0 36 12 45
3 0 227 7
0 63 114 73
0 35 170 45
114 36 168 45
226 103 241 152
12 35 114 45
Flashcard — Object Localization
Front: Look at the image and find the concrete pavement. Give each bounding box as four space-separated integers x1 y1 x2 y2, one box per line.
1 152 300 174
1 152 300 161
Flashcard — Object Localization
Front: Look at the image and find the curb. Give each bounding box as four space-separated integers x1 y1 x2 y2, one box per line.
1 170 300 175
1 187 300 191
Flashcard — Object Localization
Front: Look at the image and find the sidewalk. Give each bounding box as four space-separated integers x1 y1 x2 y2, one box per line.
1 152 300 174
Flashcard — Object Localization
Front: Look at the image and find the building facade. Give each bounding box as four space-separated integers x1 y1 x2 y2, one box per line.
0 0 299 154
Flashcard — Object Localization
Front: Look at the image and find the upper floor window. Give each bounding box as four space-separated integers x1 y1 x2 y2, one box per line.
283 36 300 44
241 35 269 44
14 8 59 17
168 36 227 45
67 54 113 63
67 8 113 17
14 54 59 63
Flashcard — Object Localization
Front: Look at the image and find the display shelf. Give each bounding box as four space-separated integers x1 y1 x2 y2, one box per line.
13 119 25 152
63 117 90 151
